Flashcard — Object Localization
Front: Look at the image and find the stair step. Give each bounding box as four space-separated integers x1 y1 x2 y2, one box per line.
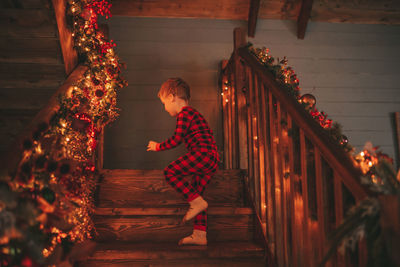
88 241 264 260
0 38 63 64
78 241 265 266
98 169 245 207
95 207 253 216
0 9 56 38
93 207 254 242
79 258 266 267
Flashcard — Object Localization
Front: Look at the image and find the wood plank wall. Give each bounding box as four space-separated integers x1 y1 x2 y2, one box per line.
102 17 244 169
250 20 400 162
102 17 400 169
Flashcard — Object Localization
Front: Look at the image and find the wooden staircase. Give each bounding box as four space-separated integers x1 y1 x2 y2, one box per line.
78 169 267 266
0 0 66 155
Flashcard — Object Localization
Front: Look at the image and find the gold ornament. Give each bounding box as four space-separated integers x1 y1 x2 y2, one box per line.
300 94 316 109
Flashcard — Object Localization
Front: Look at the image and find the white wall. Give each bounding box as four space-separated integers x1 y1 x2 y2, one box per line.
103 17 400 169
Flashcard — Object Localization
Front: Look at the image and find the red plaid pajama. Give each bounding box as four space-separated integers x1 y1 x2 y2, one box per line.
164 151 218 231
156 106 220 231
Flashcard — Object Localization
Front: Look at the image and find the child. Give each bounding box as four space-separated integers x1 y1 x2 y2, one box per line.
147 78 219 246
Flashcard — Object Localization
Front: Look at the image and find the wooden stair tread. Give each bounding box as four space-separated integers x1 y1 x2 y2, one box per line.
89 169 265 264
101 169 244 179
95 206 253 216
87 241 264 260
97 169 246 207
79 258 266 267
93 214 254 242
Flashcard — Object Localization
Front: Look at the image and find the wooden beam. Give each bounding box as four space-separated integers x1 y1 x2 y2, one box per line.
395 112 400 169
248 0 260 37
111 0 250 19
297 0 314 39
52 0 78 76
110 0 400 25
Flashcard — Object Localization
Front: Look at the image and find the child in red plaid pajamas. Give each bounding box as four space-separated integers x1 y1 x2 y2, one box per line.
147 78 219 246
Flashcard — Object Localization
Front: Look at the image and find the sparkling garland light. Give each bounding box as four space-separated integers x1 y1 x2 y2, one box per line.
0 0 126 266
244 43 399 264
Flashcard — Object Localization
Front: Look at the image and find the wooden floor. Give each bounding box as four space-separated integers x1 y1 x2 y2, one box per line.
78 169 267 266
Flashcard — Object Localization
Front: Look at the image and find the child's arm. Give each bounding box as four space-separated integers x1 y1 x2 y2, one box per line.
157 110 190 151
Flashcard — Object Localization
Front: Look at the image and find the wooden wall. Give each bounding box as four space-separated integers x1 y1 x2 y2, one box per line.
102 18 242 169
103 17 400 169
250 20 400 162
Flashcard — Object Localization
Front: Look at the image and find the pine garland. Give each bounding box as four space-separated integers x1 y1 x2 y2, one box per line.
0 0 126 266
245 43 400 266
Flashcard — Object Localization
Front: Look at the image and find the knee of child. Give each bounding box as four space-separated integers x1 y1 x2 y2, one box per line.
163 166 174 178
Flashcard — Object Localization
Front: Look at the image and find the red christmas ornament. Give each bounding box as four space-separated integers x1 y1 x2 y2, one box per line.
71 113 91 132
92 77 100 85
81 8 93 20
95 89 105 97
20 257 34 267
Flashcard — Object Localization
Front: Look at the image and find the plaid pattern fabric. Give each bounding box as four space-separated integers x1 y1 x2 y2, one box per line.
164 151 218 231
157 106 219 159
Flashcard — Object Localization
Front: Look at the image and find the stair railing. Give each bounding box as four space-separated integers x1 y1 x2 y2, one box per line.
221 27 376 267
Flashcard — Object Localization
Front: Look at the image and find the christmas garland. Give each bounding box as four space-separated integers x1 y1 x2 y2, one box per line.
246 43 400 266
247 43 352 152
0 0 126 266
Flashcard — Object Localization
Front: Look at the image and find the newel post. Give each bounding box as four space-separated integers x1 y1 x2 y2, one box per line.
233 27 248 170
378 194 400 266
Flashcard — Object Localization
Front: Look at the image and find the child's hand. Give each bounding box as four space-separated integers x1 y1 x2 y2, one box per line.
147 141 158 151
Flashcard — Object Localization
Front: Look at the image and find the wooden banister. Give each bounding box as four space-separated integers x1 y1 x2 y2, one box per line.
0 65 87 175
52 0 78 76
237 47 370 200
221 27 379 266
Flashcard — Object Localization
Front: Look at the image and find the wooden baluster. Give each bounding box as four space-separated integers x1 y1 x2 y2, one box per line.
221 60 229 169
269 93 284 266
235 59 248 170
300 129 312 266
246 66 255 200
233 27 246 169
334 172 345 266
227 71 234 169
265 89 277 260
277 103 290 266
315 148 326 264
230 71 237 169
287 115 299 267
258 81 268 236
252 72 261 214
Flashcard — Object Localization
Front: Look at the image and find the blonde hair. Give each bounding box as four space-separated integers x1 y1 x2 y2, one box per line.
158 78 190 101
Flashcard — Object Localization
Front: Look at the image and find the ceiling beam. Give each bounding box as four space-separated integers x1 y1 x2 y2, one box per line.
248 0 260 37
297 0 314 39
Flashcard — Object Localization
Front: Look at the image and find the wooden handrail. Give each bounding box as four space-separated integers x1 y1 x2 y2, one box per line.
238 47 370 200
221 27 378 267
52 0 78 76
0 65 87 175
